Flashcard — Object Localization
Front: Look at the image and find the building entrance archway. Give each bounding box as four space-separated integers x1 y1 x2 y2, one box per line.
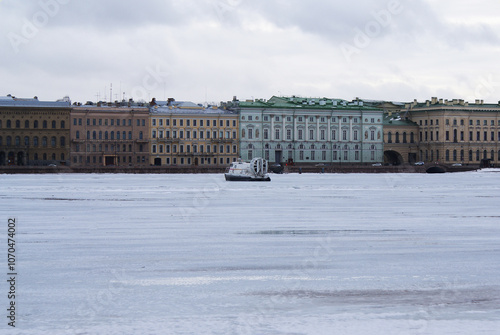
384 150 404 165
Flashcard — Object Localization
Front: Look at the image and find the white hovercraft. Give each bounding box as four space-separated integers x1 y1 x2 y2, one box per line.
224 158 271 181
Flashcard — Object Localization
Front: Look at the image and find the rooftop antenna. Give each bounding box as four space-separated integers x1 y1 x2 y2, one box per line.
110 83 112 103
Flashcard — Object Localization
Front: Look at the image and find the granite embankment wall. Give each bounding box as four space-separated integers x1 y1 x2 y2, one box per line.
0 164 478 174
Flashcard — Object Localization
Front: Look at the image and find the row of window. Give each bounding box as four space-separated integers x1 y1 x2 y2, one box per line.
152 144 237 154
0 120 66 129
74 144 146 153
73 118 146 127
0 136 66 147
242 128 379 141
421 149 500 162
386 132 416 143
76 131 143 140
420 130 500 142
243 116 380 123
419 119 500 126
247 145 379 161
157 157 235 166
151 130 236 140
152 118 236 128
72 155 147 164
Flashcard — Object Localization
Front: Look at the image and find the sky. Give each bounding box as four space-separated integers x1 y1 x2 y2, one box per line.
1 0 500 105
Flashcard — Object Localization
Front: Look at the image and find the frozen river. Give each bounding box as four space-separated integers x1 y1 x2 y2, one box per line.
1 171 500 334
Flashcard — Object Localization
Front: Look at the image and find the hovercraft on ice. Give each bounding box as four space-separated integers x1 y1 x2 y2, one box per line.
224 158 271 181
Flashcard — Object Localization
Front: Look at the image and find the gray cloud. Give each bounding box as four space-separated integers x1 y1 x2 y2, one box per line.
1 0 500 103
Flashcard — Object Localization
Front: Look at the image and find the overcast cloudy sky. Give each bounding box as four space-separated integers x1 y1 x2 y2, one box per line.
2 0 500 104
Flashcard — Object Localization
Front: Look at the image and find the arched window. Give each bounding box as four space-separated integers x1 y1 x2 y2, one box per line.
128 132 132 140
42 137 48 147
395 132 400 143
6 136 12 146
15 136 20 146
34 120 39 129
51 137 57 147
0 120 2 128
25 120 29 128
60 137 66 147
60 121 65 129
387 132 392 143
105 131 109 140
99 131 102 140
24 137 29 146
52 120 56 129
93 131 97 140
139 131 143 140
15 120 20 128
403 132 407 143
33 137 39 146
117 132 120 140
6 120 12 128
410 132 415 143
110 131 114 140
61 153 65 161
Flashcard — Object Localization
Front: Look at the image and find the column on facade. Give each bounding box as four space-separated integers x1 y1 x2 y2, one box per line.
327 115 331 142
282 114 286 142
349 116 353 142
305 116 309 142
271 114 275 141
294 114 298 141
316 116 320 142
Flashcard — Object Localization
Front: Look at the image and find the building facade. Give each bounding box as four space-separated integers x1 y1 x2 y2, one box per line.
149 101 239 166
408 98 500 165
0 96 71 166
232 96 384 164
70 104 150 167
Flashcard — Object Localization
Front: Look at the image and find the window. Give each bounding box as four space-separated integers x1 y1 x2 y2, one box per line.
275 128 280 140
298 129 303 140
321 129 326 140
309 129 314 140
25 120 29 128
248 128 253 139
34 120 38 129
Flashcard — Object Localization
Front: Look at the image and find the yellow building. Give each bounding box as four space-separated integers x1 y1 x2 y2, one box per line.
408 98 500 165
0 96 71 166
149 101 239 167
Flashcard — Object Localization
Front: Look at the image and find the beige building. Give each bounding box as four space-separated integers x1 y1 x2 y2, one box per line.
70 103 150 167
149 101 239 167
408 98 500 165
0 96 71 166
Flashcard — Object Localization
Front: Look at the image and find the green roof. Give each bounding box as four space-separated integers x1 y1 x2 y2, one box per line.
235 96 382 111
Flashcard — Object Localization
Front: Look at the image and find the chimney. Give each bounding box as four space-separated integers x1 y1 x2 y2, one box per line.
439 99 443 104
475 99 480 104
431 97 438 104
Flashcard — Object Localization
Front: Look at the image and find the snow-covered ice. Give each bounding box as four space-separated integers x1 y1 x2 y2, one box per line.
1 171 499 334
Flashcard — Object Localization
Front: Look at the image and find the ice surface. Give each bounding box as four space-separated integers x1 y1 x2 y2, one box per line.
1 171 499 334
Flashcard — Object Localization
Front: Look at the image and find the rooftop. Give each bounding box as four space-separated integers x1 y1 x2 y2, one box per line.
234 96 382 111
0 95 71 108
151 102 237 116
